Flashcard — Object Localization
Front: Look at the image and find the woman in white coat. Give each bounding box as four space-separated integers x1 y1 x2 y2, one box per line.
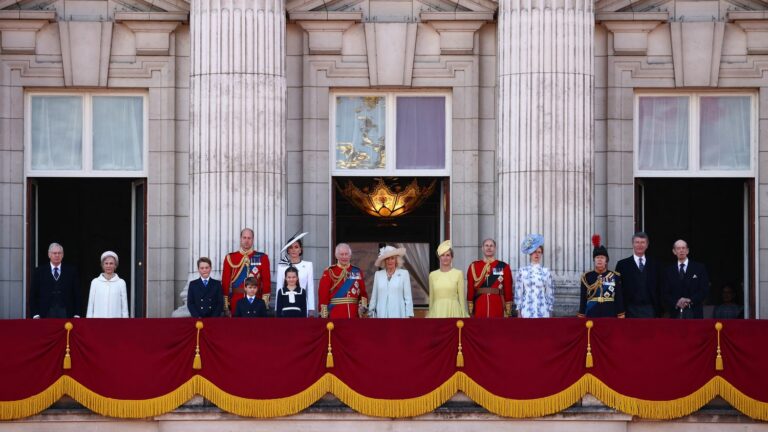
87 251 129 318
276 232 315 316
369 245 414 318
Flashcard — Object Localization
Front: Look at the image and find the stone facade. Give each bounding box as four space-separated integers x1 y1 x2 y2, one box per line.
0 0 767 318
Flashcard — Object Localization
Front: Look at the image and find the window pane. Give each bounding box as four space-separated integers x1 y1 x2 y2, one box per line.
93 96 144 171
31 96 83 170
638 97 689 170
396 97 445 169
700 96 751 170
335 96 386 170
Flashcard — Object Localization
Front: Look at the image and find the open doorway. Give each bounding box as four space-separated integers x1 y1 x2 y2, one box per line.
637 178 754 318
332 177 447 314
27 178 146 317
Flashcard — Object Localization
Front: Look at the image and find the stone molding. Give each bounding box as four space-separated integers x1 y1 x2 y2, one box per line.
731 15 768 55
364 22 417 86
295 20 357 55
59 21 113 87
601 19 665 56
422 18 488 55
670 21 725 87
0 13 54 55
120 21 181 56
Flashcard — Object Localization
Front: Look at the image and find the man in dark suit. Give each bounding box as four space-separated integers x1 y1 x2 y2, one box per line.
31 243 81 318
187 257 224 318
615 232 660 318
663 239 710 319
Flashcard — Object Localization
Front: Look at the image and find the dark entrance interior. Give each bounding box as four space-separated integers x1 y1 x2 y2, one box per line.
638 178 753 317
333 177 446 310
333 177 444 265
28 178 142 317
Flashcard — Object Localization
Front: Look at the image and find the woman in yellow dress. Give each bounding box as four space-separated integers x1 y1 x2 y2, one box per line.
427 240 469 318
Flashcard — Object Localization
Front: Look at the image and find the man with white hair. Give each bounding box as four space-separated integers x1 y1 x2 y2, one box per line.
318 243 368 318
30 243 81 318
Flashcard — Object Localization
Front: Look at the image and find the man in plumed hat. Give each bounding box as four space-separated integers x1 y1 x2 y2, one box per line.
578 235 625 318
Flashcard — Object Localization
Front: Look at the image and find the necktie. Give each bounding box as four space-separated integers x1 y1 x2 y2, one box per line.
203 279 208 287
638 258 645 272
53 267 60 281
248 298 254 304
679 263 685 280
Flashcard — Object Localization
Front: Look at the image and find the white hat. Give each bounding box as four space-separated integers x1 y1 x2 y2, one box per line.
374 245 406 268
280 232 309 255
100 251 119 266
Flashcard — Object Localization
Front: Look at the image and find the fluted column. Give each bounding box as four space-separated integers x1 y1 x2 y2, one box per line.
189 0 285 282
497 0 594 315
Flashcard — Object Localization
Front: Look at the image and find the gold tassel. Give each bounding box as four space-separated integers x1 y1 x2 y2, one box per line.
326 322 335 368
456 320 465 368
585 320 594 369
715 322 724 371
63 322 73 370
193 321 203 370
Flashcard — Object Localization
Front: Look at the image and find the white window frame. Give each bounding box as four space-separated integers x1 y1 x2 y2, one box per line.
25 91 149 178
633 91 757 178
330 90 452 177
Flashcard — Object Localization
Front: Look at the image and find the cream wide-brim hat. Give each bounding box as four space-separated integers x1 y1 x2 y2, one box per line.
374 245 406 268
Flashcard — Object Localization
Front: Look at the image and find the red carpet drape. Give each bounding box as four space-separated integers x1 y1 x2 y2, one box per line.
1 318 766 420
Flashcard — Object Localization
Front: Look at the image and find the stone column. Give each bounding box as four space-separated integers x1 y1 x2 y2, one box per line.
497 0 594 315
176 0 286 315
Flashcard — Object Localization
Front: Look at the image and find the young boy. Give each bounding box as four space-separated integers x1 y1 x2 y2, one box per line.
234 276 268 318
187 257 224 318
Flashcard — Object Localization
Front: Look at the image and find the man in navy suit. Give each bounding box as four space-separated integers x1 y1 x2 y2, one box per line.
187 257 224 318
615 232 660 318
31 243 81 318
663 239 710 319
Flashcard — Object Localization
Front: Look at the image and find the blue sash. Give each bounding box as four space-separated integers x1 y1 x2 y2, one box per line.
327 269 359 314
230 253 263 296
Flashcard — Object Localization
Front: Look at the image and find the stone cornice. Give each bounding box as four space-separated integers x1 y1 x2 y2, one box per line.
598 13 667 56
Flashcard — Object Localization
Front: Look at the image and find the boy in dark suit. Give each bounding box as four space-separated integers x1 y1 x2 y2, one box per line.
187 257 224 318
234 277 268 318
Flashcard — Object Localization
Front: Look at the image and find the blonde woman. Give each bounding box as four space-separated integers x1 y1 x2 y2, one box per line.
427 240 468 318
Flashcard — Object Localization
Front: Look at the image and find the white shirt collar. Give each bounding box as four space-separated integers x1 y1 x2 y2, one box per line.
633 254 645 266
50 263 61 271
677 258 689 267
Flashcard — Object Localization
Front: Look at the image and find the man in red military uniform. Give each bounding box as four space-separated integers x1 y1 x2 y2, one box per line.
319 243 368 319
467 238 514 318
222 228 271 316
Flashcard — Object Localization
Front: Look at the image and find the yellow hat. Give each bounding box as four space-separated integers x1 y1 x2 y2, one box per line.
436 240 452 257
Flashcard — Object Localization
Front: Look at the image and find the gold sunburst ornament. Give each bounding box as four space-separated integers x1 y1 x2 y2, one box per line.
340 178 437 218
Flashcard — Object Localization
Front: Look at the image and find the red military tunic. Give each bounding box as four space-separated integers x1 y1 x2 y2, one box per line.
467 259 513 318
318 264 368 319
222 249 271 315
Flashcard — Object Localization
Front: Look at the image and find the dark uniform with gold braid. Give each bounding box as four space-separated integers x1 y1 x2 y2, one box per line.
578 235 625 318
578 270 625 318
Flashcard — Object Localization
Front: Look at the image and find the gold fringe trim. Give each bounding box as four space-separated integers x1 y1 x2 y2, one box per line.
330 373 459 418
0 377 66 420
459 372 588 417
585 373 718 419
716 376 768 421
198 374 331 418
3 374 768 420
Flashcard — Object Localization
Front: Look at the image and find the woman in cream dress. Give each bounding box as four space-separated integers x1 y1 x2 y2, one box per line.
427 240 468 318
87 251 129 318
369 245 414 318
